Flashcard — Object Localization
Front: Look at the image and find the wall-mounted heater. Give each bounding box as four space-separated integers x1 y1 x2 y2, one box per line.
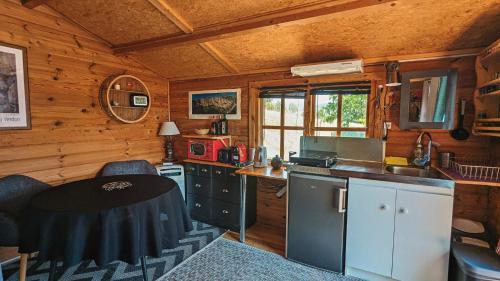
291 59 363 77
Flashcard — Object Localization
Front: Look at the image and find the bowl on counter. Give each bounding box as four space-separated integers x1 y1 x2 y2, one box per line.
194 128 210 135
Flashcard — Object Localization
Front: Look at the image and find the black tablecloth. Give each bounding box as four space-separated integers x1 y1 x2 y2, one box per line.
19 175 193 267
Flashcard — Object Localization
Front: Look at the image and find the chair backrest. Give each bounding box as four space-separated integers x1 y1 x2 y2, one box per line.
0 175 51 216
100 160 158 177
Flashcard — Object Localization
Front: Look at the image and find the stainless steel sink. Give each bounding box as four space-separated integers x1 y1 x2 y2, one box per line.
385 165 440 178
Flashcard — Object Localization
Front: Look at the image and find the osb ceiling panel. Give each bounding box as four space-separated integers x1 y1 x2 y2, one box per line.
167 0 330 28
208 0 500 71
132 44 229 79
46 0 182 45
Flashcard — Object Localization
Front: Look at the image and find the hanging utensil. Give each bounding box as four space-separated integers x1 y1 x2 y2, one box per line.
450 99 469 140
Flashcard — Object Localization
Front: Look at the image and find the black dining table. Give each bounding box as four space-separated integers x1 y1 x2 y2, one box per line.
19 174 192 281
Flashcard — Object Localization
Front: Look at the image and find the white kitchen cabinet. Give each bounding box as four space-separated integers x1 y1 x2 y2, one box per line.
346 178 454 281
346 184 396 278
392 190 453 281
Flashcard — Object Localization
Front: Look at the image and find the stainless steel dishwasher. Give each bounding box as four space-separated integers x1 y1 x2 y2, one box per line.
286 171 347 273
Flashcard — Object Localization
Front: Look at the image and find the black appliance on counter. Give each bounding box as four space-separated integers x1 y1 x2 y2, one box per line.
217 147 231 163
218 145 246 165
289 150 338 168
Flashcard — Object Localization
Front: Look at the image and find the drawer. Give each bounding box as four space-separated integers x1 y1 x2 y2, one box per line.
212 178 240 204
186 176 211 197
212 166 226 179
212 200 240 231
198 165 212 177
184 163 197 175
227 168 241 184
187 194 211 223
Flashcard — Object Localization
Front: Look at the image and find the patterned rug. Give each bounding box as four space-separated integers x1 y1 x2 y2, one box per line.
2 221 224 281
160 238 362 281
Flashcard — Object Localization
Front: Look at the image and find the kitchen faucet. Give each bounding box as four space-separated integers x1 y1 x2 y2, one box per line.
413 131 433 168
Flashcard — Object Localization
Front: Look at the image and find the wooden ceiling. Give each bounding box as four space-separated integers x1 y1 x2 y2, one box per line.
26 0 500 80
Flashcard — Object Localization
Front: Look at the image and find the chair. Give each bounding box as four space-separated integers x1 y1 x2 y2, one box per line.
0 175 51 281
100 160 158 177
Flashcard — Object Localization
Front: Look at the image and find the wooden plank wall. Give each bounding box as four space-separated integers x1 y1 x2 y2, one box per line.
0 0 169 185
170 56 498 237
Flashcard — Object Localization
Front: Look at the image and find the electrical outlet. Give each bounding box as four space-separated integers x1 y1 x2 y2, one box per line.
385 122 392 130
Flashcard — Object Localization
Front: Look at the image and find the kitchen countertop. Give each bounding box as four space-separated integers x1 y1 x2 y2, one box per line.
236 160 454 189
329 160 454 189
235 166 287 180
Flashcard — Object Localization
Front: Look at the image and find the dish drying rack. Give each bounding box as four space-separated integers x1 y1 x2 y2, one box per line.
449 157 500 182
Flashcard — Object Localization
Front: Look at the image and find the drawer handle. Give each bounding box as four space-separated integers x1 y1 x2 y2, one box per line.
188 167 195 171
195 203 202 208
229 173 236 177
222 210 229 214
380 204 389 211
195 184 202 188
222 188 229 193
216 170 222 175
399 207 409 214
201 168 208 173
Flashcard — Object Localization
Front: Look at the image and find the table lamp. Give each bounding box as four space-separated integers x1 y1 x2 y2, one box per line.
159 121 180 163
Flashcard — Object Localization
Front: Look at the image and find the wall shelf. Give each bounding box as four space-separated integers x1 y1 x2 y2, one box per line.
436 167 500 187
99 75 151 124
473 38 500 137
182 134 232 146
477 118 500 122
477 77 500 89
477 90 500 98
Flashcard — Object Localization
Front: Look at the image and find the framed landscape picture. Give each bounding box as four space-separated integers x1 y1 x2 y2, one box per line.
189 88 241 120
0 42 30 130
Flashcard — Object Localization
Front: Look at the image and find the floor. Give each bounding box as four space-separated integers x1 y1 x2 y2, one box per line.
224 222 286 256
1 221 225 281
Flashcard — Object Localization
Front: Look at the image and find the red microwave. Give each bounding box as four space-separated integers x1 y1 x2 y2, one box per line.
187 139 226 161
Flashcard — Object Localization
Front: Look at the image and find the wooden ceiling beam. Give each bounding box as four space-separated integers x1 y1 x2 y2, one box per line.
114 0 396 54
198 42 239 73
21 0 47 8
146 0 238 73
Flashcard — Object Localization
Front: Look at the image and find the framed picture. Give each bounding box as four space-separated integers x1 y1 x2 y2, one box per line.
0 42 30 130
189 88 241 120
130 94 149 107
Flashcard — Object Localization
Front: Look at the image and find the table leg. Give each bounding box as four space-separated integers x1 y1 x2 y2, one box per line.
239 174 247 243
48 260 57 281
140 256 149 281
19 253 28 281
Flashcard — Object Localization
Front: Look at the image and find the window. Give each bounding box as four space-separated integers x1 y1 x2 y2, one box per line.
312 84 369 137
260 87 306 160
256 81 370 159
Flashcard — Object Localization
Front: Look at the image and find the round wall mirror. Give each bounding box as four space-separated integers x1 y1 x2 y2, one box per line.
99 75 151 123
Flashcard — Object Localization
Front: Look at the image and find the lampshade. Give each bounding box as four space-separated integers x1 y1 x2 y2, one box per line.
159 121 180 136
385 61 401 87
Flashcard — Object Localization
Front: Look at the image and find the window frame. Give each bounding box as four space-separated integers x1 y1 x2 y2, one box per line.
261 95 306 159
311 93 369 137
249 77 381 153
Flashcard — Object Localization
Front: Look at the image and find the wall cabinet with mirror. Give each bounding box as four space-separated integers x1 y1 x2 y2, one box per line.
399 69 458 130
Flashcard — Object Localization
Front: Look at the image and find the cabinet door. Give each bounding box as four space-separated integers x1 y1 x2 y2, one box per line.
392 190 452 281
346 183 396 277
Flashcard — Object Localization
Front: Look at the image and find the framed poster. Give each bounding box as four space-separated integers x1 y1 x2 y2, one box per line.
0 42 30 130
188 88 241 120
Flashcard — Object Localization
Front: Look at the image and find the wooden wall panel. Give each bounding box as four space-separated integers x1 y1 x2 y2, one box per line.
385 57 492 161
170 56 498 237
0 0 169 187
